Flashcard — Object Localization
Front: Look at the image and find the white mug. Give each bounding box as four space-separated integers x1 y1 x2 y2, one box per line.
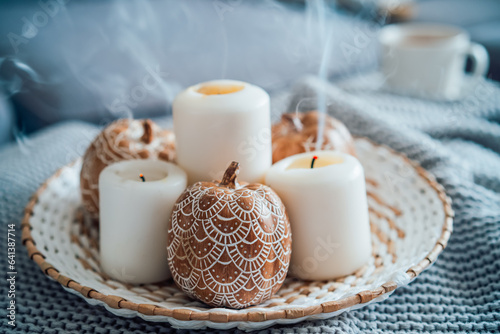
379 23 489 100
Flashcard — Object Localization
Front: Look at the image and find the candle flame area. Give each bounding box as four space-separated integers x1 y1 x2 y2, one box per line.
287 155 344 170
197 84 244 95
139 173 145 182
311 156 318 168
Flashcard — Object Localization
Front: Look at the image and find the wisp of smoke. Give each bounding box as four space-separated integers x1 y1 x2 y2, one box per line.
306 0 336 151
1 0 380 152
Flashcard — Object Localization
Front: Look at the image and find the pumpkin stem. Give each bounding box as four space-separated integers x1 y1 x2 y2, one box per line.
141 119 153 144
219 161 240 189
282 113 303 132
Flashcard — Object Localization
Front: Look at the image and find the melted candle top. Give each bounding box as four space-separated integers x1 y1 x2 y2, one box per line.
197 84 245 95
286 155 344 170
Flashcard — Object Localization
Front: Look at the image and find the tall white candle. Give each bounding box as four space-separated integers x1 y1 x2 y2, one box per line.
173 79 271 184
99 160 187 284
265 151 371 280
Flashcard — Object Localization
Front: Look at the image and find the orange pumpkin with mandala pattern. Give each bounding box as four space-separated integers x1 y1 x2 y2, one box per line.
272 110 356 163
80 119 176 219
167 162 291 309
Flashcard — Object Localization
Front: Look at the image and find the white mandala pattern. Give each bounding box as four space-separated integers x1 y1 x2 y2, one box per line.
167 182 292 309
80 119 175 218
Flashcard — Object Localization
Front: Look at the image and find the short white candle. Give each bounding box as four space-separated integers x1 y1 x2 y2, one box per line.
265 151 371 280
173 79 272 184
99 160 187 284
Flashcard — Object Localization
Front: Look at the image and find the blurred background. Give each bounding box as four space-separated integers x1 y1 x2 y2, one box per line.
0 0 499 145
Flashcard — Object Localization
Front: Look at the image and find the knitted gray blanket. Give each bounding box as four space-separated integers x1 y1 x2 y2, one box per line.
1 76 499 333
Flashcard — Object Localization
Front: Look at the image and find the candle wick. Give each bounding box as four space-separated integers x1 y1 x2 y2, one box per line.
139 174 146 182
311 156 318 169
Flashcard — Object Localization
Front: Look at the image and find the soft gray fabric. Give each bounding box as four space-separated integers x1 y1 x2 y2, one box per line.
1 75 500 333
0 92 14 145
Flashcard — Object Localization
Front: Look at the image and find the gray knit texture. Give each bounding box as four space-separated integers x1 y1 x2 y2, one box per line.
1 76 500 333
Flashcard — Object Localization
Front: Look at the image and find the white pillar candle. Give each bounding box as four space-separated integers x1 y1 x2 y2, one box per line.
265 151 371 280
173 79 271 184
99 160 187 284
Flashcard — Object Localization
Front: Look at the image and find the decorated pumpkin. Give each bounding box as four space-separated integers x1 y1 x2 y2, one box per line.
272 110 356 163
167 161 291 309
80 119 176 219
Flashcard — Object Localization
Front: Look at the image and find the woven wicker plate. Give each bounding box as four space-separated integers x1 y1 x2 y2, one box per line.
22 138 453 331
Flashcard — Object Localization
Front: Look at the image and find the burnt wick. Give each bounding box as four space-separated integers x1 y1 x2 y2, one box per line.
139 174 146 182
311 156 318 169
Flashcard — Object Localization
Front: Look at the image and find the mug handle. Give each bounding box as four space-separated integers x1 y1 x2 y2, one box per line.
466 43 489 78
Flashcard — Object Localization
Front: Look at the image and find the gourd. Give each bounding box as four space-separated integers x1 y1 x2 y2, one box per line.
167 162 291 309
272 111 356 163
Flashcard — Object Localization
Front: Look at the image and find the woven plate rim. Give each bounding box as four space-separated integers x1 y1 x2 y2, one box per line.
21 137 454 325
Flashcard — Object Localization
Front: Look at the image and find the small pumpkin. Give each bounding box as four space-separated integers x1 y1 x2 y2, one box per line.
272 110 356 163
167 161 291 309
80 119 176 219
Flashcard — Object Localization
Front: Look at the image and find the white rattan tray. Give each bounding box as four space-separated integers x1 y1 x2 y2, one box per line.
22 138 453 331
